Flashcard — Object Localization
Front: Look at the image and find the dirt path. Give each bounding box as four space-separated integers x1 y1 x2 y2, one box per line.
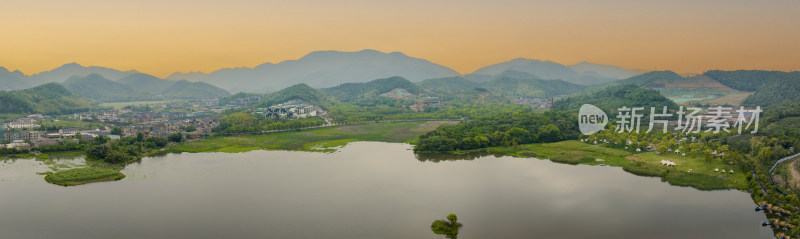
790 160 800 188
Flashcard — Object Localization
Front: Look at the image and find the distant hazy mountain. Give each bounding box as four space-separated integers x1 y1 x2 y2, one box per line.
63 74 160 102
29 63 135 86
568 62 638 80
0 67 30 91
117 73 177 94
469 58 636 85
167 49 460 93
160 80 231 99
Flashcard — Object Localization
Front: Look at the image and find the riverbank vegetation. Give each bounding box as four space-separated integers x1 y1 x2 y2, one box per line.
43 167 125 186
414 111 578 152
452 140 748 190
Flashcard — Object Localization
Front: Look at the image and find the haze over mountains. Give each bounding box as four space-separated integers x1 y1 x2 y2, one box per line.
0 49 641 95
467 58 639 85
167 49 461 92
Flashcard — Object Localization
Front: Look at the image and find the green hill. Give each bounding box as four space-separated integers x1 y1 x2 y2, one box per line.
556 84 677 117
612 70 684 86
420 75 584 99
257 83 334 109
0 83 97 116
323 76 420 103
160 80 230 99
418 77 480 94
704 70 791 92
480 76 586 98
705 70 800 107
63 74 161 102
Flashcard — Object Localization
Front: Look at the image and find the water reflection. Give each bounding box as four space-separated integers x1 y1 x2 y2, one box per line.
415 151 499 162
0 142 775 239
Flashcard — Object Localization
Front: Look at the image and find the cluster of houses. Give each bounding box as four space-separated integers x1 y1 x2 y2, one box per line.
253 100 326 119
68 110 191 124
2 114 50 129
119 117 218 139
0 127 119 149
0 116 219 150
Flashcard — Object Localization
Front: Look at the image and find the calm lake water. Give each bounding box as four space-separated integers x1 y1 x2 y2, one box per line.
0 142 774 239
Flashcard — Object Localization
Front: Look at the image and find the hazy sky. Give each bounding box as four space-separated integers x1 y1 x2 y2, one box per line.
1 0 798 77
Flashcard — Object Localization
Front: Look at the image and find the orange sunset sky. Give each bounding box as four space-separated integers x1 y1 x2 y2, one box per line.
1 0 798 78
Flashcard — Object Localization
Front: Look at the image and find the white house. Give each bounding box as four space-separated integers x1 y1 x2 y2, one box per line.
8 121 37 129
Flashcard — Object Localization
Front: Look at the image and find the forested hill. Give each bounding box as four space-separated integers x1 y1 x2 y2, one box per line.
705 70 800 107
415 111 579 152
159 80 231 99
0 83 97 115
63 74 161 102
418 77 479 94
323 76 420 103
255 83 334 109
481 76 585 98
607 70 683 87
417 75 584 98
556 84 677 116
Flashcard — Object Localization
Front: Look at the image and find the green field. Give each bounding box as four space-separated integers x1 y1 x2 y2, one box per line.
43 167 126 186
475 140 748 190
169 121 459 153
99 100 175 109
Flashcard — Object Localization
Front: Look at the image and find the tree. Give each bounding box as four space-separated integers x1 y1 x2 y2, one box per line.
431 213 463 239
93 135 109 144
537 124 561 142
146 137 169 148
110 127 122 135
183 125 196 132
86 145 110 160
169 132 183 143
657 144 669 154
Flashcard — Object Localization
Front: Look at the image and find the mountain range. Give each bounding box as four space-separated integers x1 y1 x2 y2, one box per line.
467 58 638 85
63 73 230 101
0 49 640 96
167 49 461 92
0 67 31 91
0 83 96 116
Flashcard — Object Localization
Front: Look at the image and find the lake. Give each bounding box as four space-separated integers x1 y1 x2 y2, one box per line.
0 142 774 239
